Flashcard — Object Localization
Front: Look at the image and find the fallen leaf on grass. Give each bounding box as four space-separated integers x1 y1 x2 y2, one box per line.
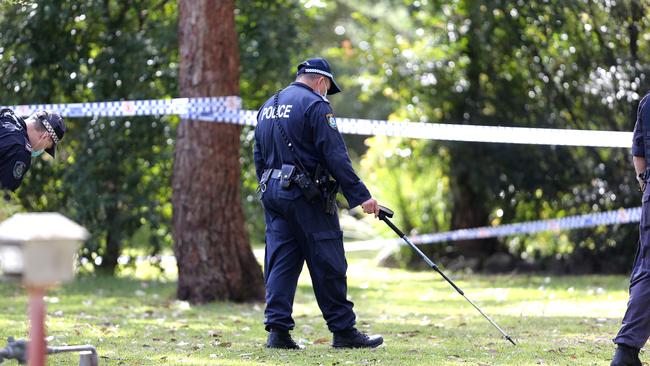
313 338 329 345
448 355 463 361
396 330 420 338
100 356 125 361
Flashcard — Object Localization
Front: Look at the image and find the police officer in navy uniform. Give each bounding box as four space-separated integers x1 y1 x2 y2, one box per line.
611 92 650 366
254 57 384 349
0 108 65 192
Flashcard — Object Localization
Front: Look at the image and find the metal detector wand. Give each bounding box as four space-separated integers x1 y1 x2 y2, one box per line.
377 205 517 346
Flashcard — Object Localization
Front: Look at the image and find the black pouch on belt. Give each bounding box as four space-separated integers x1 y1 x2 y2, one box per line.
294 171 321 202
280 164 296 189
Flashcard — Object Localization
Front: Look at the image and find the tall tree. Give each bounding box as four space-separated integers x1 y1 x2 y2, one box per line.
173 0 264 303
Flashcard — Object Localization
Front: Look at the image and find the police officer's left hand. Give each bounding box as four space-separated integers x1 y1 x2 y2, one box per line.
361 198 380 216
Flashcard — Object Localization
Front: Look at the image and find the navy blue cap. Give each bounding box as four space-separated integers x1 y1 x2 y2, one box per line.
296 57 342 95
34 110 65 158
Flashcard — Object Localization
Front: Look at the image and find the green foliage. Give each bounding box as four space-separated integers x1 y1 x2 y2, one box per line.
0 192 23 221
360 136 451 235
0 0 31 8
359 135 452 267
318 0 650 267
0 0 178 273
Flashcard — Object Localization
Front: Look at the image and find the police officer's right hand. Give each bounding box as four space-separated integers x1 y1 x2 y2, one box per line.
638 177 647 193
361 198 379 216
638 172 647 193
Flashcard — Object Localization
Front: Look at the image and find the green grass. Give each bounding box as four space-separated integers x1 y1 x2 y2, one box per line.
0 250 635 365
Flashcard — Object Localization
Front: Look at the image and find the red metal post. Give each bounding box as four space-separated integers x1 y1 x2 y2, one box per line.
27 287 46 366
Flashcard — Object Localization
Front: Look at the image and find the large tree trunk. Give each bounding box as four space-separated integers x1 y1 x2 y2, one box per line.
172 0 264 304
100 209 121 275
99 200 121 275
448 158 496 257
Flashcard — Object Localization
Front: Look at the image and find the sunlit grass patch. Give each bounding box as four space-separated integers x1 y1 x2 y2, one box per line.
0 250 633 365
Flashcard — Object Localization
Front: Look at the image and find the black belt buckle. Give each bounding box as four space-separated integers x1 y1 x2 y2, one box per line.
280 164 296 189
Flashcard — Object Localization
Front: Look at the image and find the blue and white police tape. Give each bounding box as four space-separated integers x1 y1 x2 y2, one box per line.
344 206 641 251
2 97 640 249
2 96 241 119
3 97 632 148
199 109 632 148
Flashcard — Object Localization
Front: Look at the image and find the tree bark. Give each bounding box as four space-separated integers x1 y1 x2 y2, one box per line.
100 209 121 274
173 0 264 304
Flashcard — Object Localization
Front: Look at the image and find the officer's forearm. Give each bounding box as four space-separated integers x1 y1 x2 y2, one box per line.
634 156 646 176
323 157 371 208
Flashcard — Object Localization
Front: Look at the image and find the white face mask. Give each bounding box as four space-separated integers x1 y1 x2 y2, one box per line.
33 132 51 152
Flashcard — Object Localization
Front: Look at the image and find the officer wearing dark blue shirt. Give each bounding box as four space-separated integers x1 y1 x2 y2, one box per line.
611 92 650 366
254 58 384 349
0 108 65 192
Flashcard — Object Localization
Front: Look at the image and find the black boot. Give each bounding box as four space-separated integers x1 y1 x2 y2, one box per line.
266 328 302 349
611 344 642 366
332 327 383 348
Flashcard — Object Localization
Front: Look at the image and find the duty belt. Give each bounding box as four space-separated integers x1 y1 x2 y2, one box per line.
259 168 285 184
258 168 289 194
266 169 284 180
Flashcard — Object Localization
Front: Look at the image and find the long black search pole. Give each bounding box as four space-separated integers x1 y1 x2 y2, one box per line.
377 205 517 346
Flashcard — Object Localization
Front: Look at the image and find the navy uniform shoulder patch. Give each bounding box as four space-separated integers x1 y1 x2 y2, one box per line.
13 161 26 180
326 113 337 130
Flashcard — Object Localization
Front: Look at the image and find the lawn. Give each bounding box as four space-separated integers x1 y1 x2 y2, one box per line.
0 250 635 365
